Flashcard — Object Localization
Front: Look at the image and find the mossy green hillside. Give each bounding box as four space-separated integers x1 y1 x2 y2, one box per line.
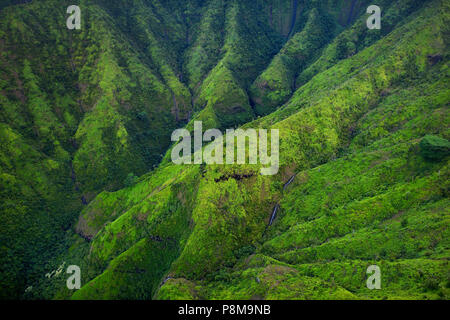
0 0 448 300
68 0 449 300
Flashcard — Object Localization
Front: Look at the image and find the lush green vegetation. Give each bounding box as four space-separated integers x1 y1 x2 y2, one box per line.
0 0 448 300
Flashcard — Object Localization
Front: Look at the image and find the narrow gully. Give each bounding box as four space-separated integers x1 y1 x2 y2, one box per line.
267 175 296 227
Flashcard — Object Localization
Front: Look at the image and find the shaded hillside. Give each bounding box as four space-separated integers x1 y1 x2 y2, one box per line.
0 0 448 300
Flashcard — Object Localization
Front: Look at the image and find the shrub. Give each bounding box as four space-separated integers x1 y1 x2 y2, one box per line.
136 111 148 122
401 218 408 228
419 135 450 161
423 276 440 291
233 245 256 260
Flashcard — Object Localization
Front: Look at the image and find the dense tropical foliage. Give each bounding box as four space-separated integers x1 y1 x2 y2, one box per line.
0 0 448 300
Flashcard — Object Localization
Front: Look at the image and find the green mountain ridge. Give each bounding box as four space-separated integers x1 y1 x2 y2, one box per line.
0 0 448 300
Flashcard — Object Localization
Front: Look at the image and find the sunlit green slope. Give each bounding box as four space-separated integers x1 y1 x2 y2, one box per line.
0 0 448 300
